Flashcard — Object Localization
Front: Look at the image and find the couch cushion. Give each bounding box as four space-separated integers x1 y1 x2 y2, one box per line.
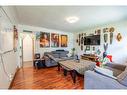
51 53 60 58
117 67 127 86
59 53 68 58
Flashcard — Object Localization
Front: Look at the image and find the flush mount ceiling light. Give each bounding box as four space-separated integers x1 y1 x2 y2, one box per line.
66 16 79 23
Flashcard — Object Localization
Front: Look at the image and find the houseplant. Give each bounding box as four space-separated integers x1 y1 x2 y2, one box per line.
71 48 76 57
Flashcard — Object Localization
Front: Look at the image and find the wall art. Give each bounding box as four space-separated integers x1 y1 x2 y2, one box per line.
109 27 115 32
116 33 122 42
97 29 101 35
110 32 113 44
86 46 90 51
78 34 81 46
61 35 68 47
84 33 86 36
40 32 50 47
76 39 78 43
92 46 95 51
13 25 18 51
51 33 59 47
104 34 108 43
103 28 109 33
81 45 83 51
84 37 86 45
81 36 84 44
104 43 108 52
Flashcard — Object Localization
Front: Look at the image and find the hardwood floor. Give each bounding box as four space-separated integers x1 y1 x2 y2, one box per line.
10 66 84 89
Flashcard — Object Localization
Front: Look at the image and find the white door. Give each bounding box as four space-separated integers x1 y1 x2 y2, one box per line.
23 34 33 65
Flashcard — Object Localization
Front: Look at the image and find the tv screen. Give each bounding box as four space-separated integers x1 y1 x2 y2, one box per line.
84 35 100 45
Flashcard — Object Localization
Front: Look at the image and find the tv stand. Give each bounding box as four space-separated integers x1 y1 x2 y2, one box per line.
81 54 97 62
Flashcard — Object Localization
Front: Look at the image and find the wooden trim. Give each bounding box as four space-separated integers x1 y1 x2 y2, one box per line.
9 67 20 89
21 39 24 67
32 37 34 61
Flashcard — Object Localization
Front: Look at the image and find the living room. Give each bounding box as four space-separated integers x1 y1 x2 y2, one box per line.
1 5 127 91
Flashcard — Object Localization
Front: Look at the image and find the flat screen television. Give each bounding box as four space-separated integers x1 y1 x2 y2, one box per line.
84 35 100 45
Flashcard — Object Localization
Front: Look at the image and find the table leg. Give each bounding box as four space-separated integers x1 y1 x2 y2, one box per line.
70 70 76 83
63 69 67 76
58 63 60 71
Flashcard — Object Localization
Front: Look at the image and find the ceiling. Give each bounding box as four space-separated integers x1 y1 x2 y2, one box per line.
15 6 127 32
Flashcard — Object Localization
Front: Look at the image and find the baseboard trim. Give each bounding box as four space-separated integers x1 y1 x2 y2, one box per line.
9 67 20 89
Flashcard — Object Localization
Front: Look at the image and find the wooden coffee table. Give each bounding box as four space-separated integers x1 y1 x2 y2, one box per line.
58 59 96 83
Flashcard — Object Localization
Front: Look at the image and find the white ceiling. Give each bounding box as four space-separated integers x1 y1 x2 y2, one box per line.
15 6 127 32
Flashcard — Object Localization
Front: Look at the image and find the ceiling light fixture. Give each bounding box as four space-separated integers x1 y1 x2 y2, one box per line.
66 16 79 23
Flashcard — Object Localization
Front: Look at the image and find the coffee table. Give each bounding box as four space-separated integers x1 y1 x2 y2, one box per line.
58 59 96 83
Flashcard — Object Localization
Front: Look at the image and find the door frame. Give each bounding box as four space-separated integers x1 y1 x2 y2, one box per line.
21 33 35 67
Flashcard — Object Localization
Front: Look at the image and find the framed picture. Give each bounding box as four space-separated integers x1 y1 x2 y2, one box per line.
51 33 59 47
61 35 68 47
13 25 18 51
86 46 90 51
40 32 50 47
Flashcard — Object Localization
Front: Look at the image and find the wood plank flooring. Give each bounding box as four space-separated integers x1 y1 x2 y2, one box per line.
10 66 84 89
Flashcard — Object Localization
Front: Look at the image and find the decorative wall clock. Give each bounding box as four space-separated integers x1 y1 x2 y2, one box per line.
116 33 122 42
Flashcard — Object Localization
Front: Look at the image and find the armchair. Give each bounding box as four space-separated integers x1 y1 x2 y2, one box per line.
85 62 127 89
105 62 126 76
33 53 45 69
85 70 127 89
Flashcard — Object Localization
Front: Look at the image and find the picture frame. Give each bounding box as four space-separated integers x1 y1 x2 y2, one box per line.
51 33 59 47
86 46 90 51
61 35 68 47
40 32 50 47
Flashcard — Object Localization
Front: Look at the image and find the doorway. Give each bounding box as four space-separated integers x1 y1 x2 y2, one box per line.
22 33 34 67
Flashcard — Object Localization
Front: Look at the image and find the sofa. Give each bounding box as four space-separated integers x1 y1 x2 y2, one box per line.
43 50 74 67
85 62 127 89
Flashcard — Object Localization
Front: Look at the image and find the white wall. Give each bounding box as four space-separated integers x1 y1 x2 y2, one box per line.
18 24 74 57
74 20 127 64
0 6 18 89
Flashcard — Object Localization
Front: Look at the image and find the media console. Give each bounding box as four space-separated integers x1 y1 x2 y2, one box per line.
81 54 97 62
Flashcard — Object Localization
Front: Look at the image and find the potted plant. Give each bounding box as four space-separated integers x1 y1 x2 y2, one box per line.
71 48 76 57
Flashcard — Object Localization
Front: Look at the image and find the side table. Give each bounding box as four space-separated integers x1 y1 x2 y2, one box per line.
33 58 45 69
